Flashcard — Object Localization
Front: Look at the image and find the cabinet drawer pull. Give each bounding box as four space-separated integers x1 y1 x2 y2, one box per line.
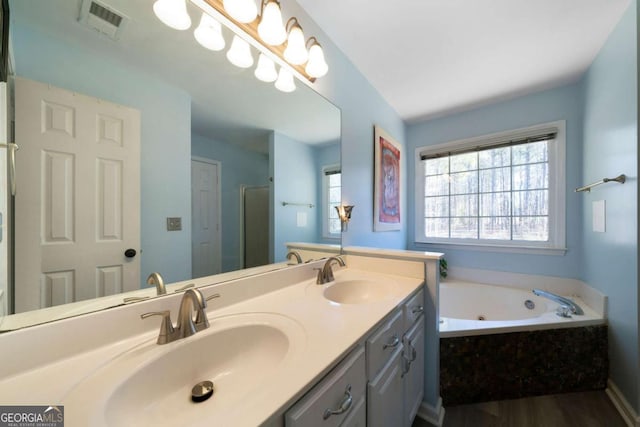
383 335 400 350
323 385 353 420
411 305 424 315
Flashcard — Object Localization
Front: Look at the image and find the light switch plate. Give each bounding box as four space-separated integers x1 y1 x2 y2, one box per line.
593 200 605 233
167 217 182 231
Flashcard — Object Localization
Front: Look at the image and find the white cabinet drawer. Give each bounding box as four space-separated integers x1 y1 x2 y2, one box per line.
403 288 424 331
366 309 403 380
285 346 366 427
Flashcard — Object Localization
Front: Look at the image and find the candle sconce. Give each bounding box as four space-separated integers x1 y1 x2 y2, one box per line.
335 205 354 232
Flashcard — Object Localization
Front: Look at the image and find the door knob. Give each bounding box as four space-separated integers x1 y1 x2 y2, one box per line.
124 248 137 258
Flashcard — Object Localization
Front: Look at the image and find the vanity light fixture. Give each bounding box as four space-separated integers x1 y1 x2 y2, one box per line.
305 37 328 78
226 34 254 68
335 205 354 232
274 67 296 92
222 0 257 23
257 0 287 46
194 13 226 51
283 18 308 65
254 53 278 82
153 0 192 30
183 0 329 88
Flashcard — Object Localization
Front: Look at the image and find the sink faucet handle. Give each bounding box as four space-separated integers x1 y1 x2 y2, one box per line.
205 293 221 302
174 283 195 293
141 310 175 345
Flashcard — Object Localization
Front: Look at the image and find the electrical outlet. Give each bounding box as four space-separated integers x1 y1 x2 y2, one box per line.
167 217 182 231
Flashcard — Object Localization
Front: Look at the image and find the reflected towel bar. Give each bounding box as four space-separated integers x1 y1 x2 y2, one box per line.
575 174 625 193
282 202 314 208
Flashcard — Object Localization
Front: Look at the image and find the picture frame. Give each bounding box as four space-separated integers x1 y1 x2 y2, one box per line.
373 125 401 231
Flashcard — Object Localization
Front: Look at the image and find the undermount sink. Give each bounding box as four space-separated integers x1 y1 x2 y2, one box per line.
63 312 306 426
323 279 395 304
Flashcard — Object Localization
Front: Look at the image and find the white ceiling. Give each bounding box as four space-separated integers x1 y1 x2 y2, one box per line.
296 0 632 122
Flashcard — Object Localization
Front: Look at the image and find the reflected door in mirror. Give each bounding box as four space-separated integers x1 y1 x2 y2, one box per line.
191 158 221 277
14 77 141 312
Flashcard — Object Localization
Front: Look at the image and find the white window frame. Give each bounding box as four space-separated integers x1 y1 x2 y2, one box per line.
322 164 341 240
414 120 566 255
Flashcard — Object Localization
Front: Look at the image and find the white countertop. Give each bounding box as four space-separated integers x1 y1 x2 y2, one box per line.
0 265 424 426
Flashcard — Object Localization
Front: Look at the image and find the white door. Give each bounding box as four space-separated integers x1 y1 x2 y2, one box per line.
0 82 8 317
191 158 221 277
14 77 141 312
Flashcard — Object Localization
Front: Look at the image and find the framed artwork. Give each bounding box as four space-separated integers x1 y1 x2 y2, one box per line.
373 125 401 231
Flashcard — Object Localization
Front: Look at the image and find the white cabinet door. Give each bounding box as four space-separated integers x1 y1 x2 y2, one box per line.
367 348 403 427
403 316 425 427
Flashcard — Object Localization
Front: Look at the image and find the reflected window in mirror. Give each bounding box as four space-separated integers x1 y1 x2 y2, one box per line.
323 165 341 238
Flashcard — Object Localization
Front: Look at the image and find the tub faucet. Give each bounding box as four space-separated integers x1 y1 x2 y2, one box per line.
532 289 584 316
140 288 212 345
286 251 303 264
147 272 166 295
316 256 346 284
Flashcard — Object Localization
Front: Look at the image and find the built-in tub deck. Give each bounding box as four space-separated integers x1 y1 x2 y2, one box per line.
438 280 607 405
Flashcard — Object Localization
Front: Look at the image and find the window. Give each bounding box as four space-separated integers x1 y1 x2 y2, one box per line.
415 121 566 253
323 165 341 238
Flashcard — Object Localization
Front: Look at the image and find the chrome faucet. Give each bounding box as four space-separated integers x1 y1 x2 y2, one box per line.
532 289 584 316
147 272 166 295
316 256 346 284
141 289 217 345
286 251 303 264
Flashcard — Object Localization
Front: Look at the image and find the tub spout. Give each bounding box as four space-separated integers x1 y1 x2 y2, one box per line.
532 289 584 315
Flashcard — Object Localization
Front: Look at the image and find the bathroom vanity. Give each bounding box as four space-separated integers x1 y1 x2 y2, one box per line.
0 249 442 426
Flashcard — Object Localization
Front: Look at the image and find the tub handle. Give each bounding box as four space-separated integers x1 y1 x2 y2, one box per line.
411 305 424 315
383 334 400 350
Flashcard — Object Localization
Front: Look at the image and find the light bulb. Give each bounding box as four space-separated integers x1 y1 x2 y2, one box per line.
254 54 278 82
284 23 308 65
275 67 296 92
153 0 191 30
257 1 286 46
305 42 328 77
223 0 257 24
226 35 254 68
194 13 225 51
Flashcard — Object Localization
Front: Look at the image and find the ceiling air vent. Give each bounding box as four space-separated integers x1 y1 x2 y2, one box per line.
78 0 129 41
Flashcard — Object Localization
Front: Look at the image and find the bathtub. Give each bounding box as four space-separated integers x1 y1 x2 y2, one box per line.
439 280 605 338
438 279 608 404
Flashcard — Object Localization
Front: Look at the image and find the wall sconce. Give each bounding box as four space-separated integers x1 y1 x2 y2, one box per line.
335 205 354 232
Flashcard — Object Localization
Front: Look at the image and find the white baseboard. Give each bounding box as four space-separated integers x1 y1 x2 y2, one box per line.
606 379 640 427
416 397 445 427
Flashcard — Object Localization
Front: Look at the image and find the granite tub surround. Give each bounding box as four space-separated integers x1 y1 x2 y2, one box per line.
440 325 608 405
0 250 440 426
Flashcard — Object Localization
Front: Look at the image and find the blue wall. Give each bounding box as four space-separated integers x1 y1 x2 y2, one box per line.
11 20 192 285
406 83 584 278
581 2 638 411
271 132 319 261
192 133 269 272
280 2 407 250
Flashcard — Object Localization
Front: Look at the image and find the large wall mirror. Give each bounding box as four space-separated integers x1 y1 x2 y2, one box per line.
0 0 340 330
